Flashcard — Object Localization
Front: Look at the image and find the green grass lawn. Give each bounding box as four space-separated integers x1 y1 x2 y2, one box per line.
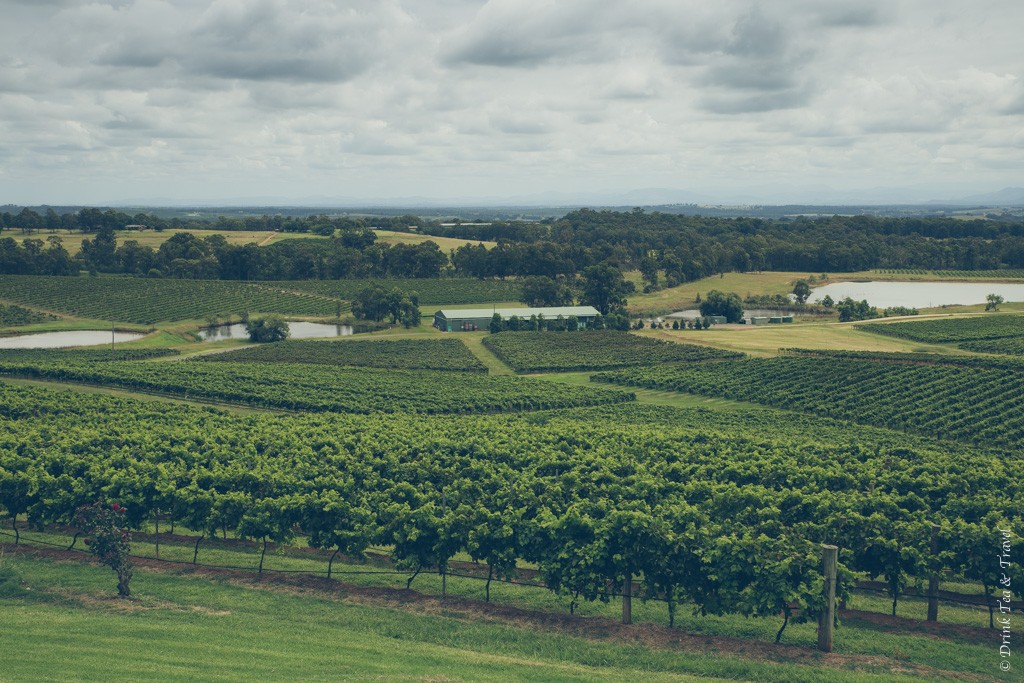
458 332 516 375
634 322 972 358
0 546 999 683
534 371 765 411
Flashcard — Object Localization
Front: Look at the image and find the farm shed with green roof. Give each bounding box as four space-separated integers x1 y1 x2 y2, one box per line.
433 306 600 332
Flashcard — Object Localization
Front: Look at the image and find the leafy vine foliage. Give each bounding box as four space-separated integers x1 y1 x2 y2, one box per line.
2 384 1021 636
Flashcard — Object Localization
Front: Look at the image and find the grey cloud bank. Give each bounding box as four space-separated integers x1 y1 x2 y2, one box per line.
0 0 1021 205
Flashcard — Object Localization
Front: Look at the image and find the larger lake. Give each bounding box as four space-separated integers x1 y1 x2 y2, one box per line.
810 281 1024 309
199 321 355 342
0 330 145 349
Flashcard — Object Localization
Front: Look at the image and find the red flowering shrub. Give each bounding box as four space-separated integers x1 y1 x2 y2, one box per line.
75 501 133 598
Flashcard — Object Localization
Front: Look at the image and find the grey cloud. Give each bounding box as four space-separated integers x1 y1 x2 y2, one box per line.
697 7 817 113
1004 86 1024 115
861 119 949 135
701 89 811 115
1 0 1022 204
810 3 887 28
491 116 550 135
87 0 405 85
442 0 609 67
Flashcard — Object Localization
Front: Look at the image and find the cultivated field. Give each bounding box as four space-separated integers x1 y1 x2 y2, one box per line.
2 268 1023 682
198 337 489 372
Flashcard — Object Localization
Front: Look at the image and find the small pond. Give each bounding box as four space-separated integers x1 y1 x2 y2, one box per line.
809 281 1024 309
667 309 788 320
199 321 355 342
0 330 145 349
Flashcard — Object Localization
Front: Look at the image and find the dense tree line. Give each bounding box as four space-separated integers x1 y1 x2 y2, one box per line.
444 209 1024 279
0 229 448 280
4 207 1024 281
0 207 425 235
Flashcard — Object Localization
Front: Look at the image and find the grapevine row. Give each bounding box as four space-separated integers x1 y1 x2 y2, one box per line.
0 360 630 414
482 330 742 373
1 385 1020 635
198 338 488 373
594 356 1024 448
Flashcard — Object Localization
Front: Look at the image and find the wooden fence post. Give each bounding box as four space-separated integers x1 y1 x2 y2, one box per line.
818 545 838 653
927 524 940 622
622 572 632 625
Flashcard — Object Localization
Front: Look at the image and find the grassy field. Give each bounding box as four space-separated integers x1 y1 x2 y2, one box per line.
633 323 966 357
534 371 767 411
12 228 320 255
626 272 820 315
626 269 1024 316
13 227 495 255
456 332 516 375
373 229 496 251
0 536 1004 683
0 551 732 683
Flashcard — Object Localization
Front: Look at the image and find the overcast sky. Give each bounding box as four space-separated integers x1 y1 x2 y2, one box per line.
1 0 1022 206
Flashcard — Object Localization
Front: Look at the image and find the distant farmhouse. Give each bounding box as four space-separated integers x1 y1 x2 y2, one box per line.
434 306 600 332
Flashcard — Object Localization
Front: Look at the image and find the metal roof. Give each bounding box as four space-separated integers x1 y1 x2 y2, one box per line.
436 306 601 319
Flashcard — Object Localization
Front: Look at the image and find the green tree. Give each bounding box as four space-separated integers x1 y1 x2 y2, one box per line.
246 316 289 343
351 285 396 322
520 276 574 307
836 297 878 322
986 294 1004 311
352 286 419 327
580 264 631 315
489 313 504 334
792 280 812 304
639 257 660 293
699 290 744 323
396 294 421 328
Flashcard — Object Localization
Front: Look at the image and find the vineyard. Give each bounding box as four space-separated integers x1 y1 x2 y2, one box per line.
959 336 1024 355
860 314 1024 343
0 303 59 327
780 347 1024 370
482 330 742 373
874 268 1024 278
0 383 1020 657
0 360 630 414
265 278 523 305
594 355 1024 448
0 275 339 323
198 338 488 373
0 347 179 363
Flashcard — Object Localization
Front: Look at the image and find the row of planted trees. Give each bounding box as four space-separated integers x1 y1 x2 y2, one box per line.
2 457 1018 640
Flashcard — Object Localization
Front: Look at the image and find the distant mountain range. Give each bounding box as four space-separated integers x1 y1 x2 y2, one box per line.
30 186 1024 211
947 187 1024 205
